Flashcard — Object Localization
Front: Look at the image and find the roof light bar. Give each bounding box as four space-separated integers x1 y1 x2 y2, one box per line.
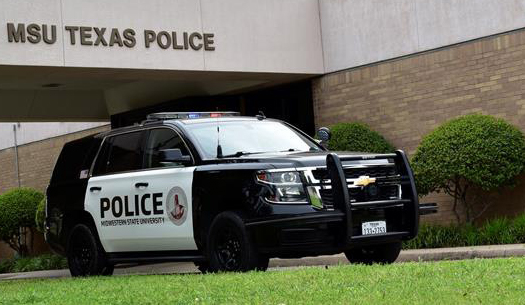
146 112 240 121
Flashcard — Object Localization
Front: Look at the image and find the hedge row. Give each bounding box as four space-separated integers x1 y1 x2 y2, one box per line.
403 214 525 249
0 254 67 274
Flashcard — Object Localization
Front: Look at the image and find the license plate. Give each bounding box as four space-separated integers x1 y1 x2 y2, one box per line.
361 221 387 235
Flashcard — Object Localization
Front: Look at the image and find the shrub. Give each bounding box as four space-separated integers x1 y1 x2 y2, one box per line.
0 188 44 256
0 254 67 274
404 215 525 249
326 122 395 153
11 254 68 273
0 260 11 274
480 218 515 245
412 114 525 223
35 198 46 233
511 214 525 244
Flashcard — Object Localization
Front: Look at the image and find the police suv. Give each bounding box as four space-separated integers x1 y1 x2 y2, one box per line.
45 112 421 276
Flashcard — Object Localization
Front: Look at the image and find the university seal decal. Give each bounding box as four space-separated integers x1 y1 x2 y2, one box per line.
166 187 188 226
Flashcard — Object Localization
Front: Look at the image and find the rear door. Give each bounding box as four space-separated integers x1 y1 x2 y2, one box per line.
85 130 147 252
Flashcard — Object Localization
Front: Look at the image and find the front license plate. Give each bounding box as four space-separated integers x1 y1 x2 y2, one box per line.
361 221 387 235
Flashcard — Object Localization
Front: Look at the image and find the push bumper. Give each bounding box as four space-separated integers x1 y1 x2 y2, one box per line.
325 150 419 246
246 150 424 254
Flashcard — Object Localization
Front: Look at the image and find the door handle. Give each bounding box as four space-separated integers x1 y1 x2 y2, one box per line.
90 186 102 192
135 182 149 188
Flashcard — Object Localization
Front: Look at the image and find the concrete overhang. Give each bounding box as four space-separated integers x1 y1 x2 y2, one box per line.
0 65 318 121
0 0 324 121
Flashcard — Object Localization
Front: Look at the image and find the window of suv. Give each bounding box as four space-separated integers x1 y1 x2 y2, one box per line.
144 128 192 168
185 120 322 159
92 131 145 175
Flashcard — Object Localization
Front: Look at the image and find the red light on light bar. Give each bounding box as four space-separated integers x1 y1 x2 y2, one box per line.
210 113 222 118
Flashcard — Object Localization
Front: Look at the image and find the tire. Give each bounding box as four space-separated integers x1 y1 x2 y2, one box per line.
256 255 270 272
194 261 211 274
206 211 266 272
67 224 111 277
101 264 115 276
344 241 402 265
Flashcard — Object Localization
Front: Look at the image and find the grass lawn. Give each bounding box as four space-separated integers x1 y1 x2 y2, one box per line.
1 257 525 304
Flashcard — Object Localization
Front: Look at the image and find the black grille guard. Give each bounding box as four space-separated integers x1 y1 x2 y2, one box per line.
326 150 420 245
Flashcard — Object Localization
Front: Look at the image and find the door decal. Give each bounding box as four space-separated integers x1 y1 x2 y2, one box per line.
166 186 188 226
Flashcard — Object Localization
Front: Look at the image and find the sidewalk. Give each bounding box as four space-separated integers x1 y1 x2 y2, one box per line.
1 243 524 280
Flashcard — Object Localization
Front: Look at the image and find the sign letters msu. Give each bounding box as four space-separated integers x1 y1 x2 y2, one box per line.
6 23 215 51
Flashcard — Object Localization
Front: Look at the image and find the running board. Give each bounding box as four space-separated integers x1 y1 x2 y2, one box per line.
107 251 205 264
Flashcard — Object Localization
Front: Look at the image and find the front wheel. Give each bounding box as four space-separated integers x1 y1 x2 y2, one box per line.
67 224 112 276
206 211 267 272
344 241 402 265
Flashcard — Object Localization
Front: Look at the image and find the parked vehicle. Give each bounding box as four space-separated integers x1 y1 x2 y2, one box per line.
45 112 421 276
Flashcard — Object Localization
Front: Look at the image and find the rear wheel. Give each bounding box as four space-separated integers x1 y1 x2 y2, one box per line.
344 241 402 265
194 261 211 273
101 264 115 276
67 224 112 276
257 255 270 272
206 211 266 272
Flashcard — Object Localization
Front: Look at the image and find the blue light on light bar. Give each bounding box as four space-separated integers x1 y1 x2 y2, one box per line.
146 112 240 121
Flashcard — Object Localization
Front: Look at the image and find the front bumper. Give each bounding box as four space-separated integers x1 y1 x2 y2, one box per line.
246 150 420 256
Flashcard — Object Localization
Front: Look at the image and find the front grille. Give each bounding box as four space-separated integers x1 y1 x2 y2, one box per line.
309 165 401 210
320 184 399 209
312 166 397 181
348 184 399 202
319 189 334 207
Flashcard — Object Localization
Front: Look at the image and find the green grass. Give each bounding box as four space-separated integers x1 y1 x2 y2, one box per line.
2 258 525 304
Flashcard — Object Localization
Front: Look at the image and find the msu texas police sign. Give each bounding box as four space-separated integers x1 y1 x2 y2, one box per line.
5 22 215 51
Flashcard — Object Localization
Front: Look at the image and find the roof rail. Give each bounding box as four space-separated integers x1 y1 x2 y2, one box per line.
145 112 240 122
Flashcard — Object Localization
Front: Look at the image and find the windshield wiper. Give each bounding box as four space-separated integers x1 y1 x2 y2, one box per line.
279 148 320 152
218 151 266 158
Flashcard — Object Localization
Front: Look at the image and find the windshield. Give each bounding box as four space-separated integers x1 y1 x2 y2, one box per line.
185 120 322 159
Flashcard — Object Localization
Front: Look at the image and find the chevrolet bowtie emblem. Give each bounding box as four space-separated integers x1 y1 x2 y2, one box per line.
354 176 376 187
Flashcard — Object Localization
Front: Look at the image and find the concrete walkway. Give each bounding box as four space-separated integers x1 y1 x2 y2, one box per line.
1 243 524 281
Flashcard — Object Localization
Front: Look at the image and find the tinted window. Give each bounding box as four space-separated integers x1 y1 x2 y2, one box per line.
92 139 112 176
144 128 192 168
93 131 144 175
50 136 102 184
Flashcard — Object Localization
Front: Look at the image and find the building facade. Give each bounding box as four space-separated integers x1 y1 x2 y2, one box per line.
2 0 525 257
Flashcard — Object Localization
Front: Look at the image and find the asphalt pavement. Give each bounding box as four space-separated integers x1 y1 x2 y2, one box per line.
1 243 524 280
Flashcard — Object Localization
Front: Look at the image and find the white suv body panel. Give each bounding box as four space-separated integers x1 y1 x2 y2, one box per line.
85 167 197 252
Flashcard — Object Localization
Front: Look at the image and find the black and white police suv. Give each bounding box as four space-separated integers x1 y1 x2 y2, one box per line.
45 112 422 276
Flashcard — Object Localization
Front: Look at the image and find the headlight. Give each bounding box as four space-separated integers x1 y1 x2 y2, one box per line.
256 171 308 204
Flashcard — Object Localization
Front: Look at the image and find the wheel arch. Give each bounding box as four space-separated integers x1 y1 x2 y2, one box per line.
192 167 268 252
63 210 106 253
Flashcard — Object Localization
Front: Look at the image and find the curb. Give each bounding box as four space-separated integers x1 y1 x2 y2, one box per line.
269 243 525 268
397 243 525 262
2 244 525 280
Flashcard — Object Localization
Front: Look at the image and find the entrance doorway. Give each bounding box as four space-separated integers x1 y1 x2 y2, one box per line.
111 81 315 136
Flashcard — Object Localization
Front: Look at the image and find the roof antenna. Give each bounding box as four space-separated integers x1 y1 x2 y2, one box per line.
256 111 266 121
216 114 223 158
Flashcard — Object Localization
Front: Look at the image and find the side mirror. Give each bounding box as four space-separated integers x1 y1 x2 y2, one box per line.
159 148 192 165
317 127 331 144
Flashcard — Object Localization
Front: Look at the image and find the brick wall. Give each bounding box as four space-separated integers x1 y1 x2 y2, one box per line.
0 125 110 259
312 29 525 224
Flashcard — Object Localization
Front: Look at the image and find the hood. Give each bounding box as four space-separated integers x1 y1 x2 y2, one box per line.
212 150 394 169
